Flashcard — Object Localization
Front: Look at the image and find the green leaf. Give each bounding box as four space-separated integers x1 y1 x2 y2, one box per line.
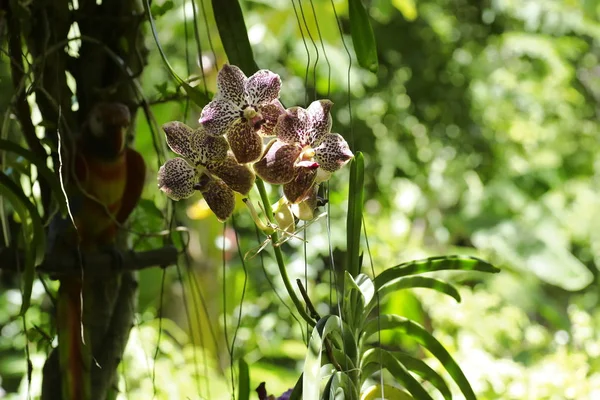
348 0 379 72
361 349 433 400
238 358 250 400
303 316 348 399
362 384 414 400
367 276 461 314
346 153 365 278
151 0 174 18
0 139 67 215
374 255 499 290
212 0 259 76
362 350 452 400
0 172 46 314
327 372 358 400
362 315 476 400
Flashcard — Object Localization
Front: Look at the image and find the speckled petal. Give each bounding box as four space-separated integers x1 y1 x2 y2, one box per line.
162 121 200 163
314 133 354 172
215 64 246 105
157 157 198 201
196 174 235 221
192 128 229 165
245 69 281 106
253 139 302 184
199 99 241 136
258 100 285 136
283 165 318 204
306 100 333 146
227 119 264 164
275 107 307 144
206 155 256 195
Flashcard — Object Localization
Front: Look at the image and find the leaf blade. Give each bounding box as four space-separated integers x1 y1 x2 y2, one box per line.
348 0 379 72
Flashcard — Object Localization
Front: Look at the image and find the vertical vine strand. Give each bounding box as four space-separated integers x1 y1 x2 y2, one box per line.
151 268 167 398
309 0 331 97
298 0 319 101
230 214 248 398
290 0 311 106
221 222 235 397
363 217 384 398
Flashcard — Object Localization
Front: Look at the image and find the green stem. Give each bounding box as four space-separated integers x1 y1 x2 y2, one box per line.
254 178 316 327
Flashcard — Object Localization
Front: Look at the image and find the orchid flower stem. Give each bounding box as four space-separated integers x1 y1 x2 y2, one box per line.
254 178 316 327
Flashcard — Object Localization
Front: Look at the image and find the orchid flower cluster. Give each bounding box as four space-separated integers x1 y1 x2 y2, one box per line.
158 64 354 225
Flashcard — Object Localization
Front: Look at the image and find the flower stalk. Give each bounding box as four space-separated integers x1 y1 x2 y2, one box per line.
255 178 316 327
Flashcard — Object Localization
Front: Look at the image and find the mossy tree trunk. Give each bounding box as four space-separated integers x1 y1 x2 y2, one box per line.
6 0 147 398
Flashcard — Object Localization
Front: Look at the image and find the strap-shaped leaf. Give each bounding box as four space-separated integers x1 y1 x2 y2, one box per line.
361 349 433 399
374 255 499 290
0 172 45 314
346 152 364 278
304 316 354 399
362 350 452 400
343 271 366 332
0 139 67 215
367 276 461 314
326 371 358 400
288 373 303 400
238 358 250 400
212 0 259 76
362 384 414 400
362 315 476 400
348 0 379 72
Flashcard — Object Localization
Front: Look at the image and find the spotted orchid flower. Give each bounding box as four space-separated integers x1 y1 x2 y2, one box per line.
157 121 255 221
254 100 353 211
199 64 284 164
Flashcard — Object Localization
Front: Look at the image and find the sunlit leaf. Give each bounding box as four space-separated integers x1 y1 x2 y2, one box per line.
361 384 414 400
362 315 476 400
212 0 259 76
374 255 499 290
238 358 250 400
347 153 365 278
360 349 433 399
348 0 379 72
367 276 461 314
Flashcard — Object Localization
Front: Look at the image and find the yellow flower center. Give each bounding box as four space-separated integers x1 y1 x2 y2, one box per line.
243 106 258 120
300 146 315 160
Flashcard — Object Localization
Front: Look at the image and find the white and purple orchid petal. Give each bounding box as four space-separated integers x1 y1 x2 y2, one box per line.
245 69 281 106
283 165 318 204
215 64 247 105
314 133 354 172
195 174 235 222
162 121 201 164
199 99 241 136
258 99 285 136
157 157 198 201
206 155 256 195
226 119 264 164
254 139 302 184
192 127 230 165
274 107 307 144
306 99 333 146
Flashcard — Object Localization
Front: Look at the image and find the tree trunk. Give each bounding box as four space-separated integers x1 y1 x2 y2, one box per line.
8 0 147 398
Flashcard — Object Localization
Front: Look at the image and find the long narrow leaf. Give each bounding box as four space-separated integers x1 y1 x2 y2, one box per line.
0 139 67 215
374 255 499 290
362 350 452 400
346 153 364 278
304 316 349 399
361 384 414 400
0 172 45 314
328 372 358 400
212 0 259 76
367 276 461 314
238 358 250 400
362 315 476 400
348 0 379 72
361 349 433 399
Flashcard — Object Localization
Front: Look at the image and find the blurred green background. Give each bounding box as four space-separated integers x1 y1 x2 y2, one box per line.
2 0 600 398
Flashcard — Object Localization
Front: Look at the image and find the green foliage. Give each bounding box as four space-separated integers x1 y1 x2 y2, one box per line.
348 0 379 72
